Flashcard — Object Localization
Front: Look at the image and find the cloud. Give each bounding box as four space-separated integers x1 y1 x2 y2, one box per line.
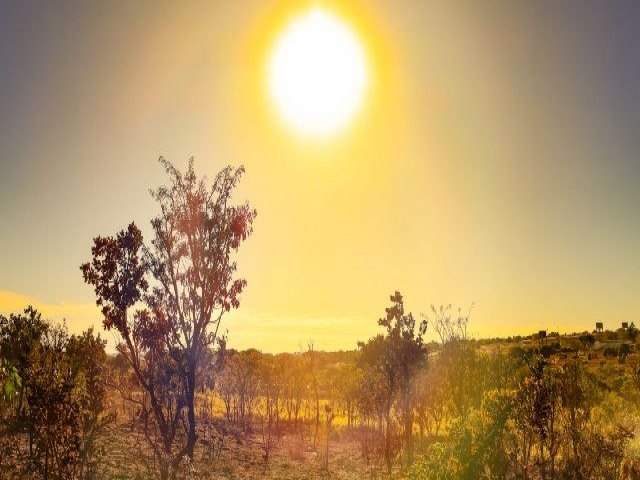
0 289 103 336
0 291 373 353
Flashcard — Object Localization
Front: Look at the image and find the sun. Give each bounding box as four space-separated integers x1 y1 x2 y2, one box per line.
268 8 368 138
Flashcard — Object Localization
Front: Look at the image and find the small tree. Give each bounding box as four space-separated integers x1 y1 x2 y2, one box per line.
627 322 639 342
14 320 111 480
358 291 427 471
26 325 81 480
256 355 283 468
82 158 255 478
82 223 186 479
305 342 321 449
333 363 362 428
579 333 596 351
618 343 631 363
145 158 256 459
0 306 48 417
66 328 113 478
425 305 479 420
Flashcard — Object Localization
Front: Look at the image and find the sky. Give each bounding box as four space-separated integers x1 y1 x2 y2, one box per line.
1 0 640 352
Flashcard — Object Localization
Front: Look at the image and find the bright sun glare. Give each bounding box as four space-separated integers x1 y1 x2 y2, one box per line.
268 8 368 138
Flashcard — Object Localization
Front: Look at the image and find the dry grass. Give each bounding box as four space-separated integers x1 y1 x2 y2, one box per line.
93 416 383 480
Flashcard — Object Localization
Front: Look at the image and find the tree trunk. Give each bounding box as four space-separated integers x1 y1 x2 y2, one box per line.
44 441 49 480
405 410 414 465
186 369 197 459
385 412 392 474
314 393 320 448
159 462 169 480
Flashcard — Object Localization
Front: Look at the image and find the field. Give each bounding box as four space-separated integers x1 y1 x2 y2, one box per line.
5 321 640 479
97 419 370 480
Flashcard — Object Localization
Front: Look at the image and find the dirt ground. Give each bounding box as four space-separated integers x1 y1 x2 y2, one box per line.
100 419 390 480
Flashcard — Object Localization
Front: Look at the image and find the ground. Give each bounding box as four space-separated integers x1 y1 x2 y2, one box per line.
99 419 388 480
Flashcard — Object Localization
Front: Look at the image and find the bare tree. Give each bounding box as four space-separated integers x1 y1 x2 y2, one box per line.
306 341 320 449
425 304 471 346
256 355 283 469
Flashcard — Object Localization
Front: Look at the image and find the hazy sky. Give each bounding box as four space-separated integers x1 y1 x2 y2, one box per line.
1 1 640 352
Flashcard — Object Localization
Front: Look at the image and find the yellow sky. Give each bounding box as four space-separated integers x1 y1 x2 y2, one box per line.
2 1 640 352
